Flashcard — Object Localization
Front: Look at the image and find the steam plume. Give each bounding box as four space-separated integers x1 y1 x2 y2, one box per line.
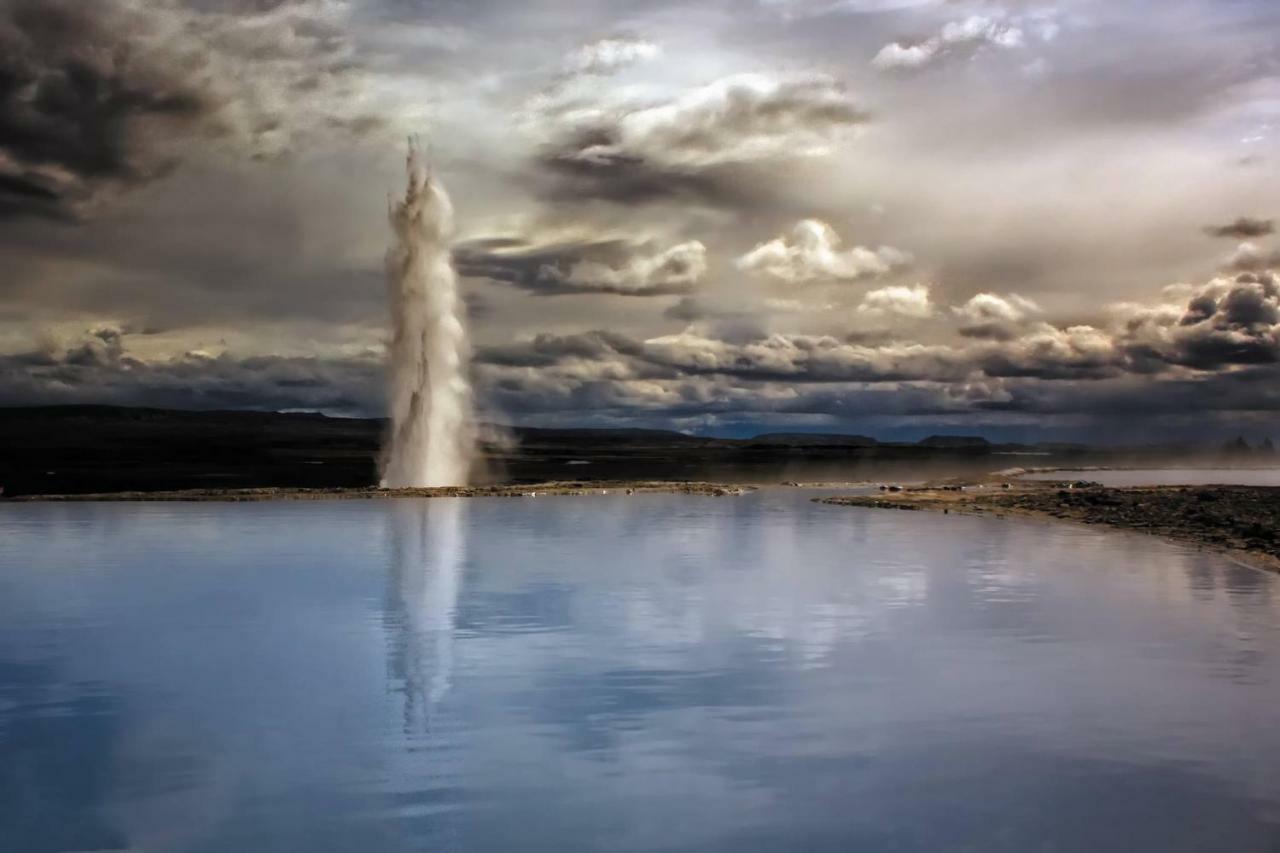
381 140 476 487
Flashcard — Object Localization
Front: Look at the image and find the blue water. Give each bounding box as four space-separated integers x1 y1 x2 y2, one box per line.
3 491 1280 852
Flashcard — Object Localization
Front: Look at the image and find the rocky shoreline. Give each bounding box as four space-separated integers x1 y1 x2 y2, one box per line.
819 482 1280 573
9 480 754 502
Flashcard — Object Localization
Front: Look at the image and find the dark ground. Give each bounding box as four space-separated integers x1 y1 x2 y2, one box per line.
822 483 1280 572
0 405 1242 497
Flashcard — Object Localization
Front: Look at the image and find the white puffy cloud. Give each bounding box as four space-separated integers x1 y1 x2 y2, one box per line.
872 42 940 71
955 292 1042 324
973 323 1120 379
737 220 911 284
952 292 1044 339
565 36 661 75
1226 241 1280 272
943 16 1025 49
858 284 934 318
872 14 1027 72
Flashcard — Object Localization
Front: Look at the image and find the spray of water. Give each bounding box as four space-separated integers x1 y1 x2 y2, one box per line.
381 140 475 488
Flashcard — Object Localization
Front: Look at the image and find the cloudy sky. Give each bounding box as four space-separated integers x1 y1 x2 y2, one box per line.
2 0 1278 441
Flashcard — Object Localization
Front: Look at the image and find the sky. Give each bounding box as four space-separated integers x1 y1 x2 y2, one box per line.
1 0 1278 441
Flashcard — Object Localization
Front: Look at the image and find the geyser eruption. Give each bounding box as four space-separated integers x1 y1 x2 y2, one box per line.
381 141 475 488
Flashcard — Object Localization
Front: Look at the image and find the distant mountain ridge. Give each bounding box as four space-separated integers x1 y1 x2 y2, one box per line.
0 405 1076 449
0 405 1190 449
917 435 990 448
749 432 880 447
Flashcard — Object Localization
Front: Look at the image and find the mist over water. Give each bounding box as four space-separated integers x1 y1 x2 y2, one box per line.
382 142 475 488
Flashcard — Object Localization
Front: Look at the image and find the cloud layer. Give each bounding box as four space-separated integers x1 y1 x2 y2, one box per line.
2 0 1280 440
13 269 1275 440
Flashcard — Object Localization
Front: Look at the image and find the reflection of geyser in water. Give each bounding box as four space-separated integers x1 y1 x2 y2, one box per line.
381 140 475 488
386 499 467 733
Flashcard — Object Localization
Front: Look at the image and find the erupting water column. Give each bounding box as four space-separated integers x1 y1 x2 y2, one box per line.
381 141 476 488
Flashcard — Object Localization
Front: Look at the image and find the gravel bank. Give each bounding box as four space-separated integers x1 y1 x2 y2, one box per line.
820 484 1280 573
12 481 754 502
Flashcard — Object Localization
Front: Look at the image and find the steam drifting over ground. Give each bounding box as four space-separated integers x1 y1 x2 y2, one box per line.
381 142 475 488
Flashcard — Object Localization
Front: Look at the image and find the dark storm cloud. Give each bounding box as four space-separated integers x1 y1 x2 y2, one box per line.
478 330 650 370
462 291 494 321
1205 217 1275 239
63 326 127 367
957 323 1017 341
455 235 629 292
975 367 1280 418
0 0 210 218
534 148 761 207
188 0 301 12
0 0 372 219
530 72 870 206
0 327 382 413
1117 272 1280 370
454 234 706 296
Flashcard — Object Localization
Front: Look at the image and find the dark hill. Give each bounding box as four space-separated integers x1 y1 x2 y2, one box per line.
0 406 733 495
918 435 991 448
0 405 1180 496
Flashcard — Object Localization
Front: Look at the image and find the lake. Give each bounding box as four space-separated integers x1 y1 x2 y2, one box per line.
3 491 1280 852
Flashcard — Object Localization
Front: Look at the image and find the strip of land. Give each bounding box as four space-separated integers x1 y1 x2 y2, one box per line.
12 481 753 502
819 482 1280 573
6 404 1263 498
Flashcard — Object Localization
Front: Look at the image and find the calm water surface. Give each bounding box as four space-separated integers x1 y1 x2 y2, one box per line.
3 491 1280 852
1022 468 1280 487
